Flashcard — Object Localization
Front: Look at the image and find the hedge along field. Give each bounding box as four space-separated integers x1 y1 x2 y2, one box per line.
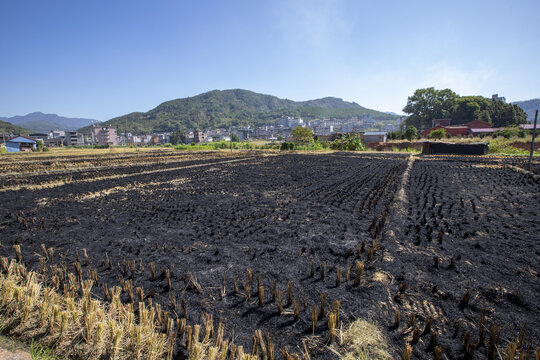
0 151 538 360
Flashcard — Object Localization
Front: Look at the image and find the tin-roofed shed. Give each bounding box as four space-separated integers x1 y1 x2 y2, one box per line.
5 135 37 153
363 132 387 143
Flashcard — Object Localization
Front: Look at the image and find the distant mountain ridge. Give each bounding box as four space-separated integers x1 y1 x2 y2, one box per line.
0 112 98 133
80 89 398 134
512 98 540 122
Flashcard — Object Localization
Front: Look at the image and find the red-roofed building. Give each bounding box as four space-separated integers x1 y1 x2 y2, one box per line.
465 120 493 129
422 125 468 137
423 119 495 137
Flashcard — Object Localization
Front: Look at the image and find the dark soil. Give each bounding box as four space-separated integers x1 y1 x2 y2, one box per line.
384 156 540 359
0 151 538 359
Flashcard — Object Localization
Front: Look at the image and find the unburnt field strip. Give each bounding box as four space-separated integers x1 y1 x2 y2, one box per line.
0 151 258 189
0 151 538 359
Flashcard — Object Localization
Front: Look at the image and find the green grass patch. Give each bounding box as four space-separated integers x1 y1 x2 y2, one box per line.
488 138 531 155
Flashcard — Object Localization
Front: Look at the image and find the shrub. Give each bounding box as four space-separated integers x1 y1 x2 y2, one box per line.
295 142 327 151
331 133 366 151
213 141 230 150
494 126 521 139
280 142 295 151
428 128 448 140
35 140 45 152
404 125 418 141
388 131 403 140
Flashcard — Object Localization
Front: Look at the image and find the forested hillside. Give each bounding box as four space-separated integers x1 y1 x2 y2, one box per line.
80 89 397 134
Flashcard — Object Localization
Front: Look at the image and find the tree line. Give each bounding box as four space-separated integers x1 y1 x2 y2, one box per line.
403 88 527 130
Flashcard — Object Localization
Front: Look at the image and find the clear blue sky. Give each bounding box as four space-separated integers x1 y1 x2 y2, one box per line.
1 0 538 121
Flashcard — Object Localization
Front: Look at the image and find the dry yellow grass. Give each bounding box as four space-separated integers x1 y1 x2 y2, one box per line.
331 319 393 360
0 258 268 360
0 259 169 359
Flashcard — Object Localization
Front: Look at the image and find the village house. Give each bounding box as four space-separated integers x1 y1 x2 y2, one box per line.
193 129 206 143
28 133 50 142
422 119 495 137
92 125 119 146
5 135 37 152
64 131 84 146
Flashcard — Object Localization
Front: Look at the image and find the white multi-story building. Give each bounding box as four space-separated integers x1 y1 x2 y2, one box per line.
92 125 118 146
51 130 65 138
279 116 304 128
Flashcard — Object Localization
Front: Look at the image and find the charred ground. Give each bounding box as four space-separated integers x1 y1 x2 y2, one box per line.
0 151 538 359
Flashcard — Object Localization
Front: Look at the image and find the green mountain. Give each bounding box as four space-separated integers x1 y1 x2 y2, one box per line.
512 98 540 121
0 120 32 135
80 89 398 134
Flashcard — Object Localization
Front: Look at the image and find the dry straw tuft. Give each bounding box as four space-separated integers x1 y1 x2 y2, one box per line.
434 346 442 360
393 309 400 329
13 244 22 262
354 261 363 287
327 312 337 344
258 285 265 307
335 267 342 287
402 343 412 360
311 305 319 334
331 319 392 360
287 281 293 307
293 299 300 322
320 293 327 318
407 313 415 328
320 262 326 281
0 261 169 359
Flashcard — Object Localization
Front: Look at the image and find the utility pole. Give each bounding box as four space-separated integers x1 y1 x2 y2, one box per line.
528 109 538 171
91 122 95 149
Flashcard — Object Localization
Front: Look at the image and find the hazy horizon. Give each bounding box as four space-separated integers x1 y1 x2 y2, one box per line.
1 0 539 121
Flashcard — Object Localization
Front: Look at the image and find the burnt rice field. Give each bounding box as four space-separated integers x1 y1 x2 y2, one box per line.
0 150 538 359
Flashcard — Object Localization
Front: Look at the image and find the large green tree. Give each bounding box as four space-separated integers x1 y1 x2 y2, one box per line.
488 101 527 127
292 126 313 145
403 88 458 129
404 88 527 129
451 96 491 124
169 130 186 145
